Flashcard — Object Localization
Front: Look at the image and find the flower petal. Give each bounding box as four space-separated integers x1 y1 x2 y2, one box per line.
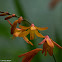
22 55 33 62
45 49 47 56
30 30 35 40
48 47 53 56
13 31 21 37
43 41 53 56
46 38 54 48
45 36 54 48
23 36 33 46
19 25 30 30
35 26 48 31
42 42 48 56
14 28 22 32
18 48 42 62
13 32 20 37
11 20 18 34
35 30 45 38
19 29 30 37
51 40 62 49
28 41 33 46
38 39 46 45
13 28 22 37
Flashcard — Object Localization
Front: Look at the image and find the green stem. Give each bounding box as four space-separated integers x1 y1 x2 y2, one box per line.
53 54 56 62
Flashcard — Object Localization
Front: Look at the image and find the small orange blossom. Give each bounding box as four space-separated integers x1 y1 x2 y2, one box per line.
19 24 48 40
38 35 62 56
18 48 42 62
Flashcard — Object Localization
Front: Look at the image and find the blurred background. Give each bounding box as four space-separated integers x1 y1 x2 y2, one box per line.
0 0 62 62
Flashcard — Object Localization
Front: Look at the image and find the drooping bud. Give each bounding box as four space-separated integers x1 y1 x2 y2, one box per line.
5 14 16 20
18 16 23 24
5 15 12 20
12 14 16 17
11 20 18 34
0 12 10 16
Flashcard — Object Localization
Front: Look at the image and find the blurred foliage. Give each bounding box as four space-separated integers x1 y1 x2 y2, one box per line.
0 0 62 62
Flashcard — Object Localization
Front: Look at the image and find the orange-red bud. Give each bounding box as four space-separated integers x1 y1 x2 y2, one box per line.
12 14 16 17
0 12 10 16
18 16 23 24
5 15 12 20
5 14 16 20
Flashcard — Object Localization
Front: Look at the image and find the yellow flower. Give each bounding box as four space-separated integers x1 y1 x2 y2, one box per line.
19 24 48 40
18 48 42 62
7 19 33 46
13 28 33 46
38 35 62 56
13 28 23 37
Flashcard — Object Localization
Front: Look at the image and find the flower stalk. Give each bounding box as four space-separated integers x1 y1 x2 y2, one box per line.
0 11 62 62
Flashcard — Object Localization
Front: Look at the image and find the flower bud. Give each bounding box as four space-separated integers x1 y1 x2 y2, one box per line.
18 16 23 24
0 12 10 16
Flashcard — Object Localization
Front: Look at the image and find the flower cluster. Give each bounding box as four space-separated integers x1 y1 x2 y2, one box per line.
0 11 62 62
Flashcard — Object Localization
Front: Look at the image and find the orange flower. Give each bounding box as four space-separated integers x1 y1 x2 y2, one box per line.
13 28 23 37
6 17 23 34
6 19 22 37
38 35 62 56
6 19 33 45
18 48 42 62
13 28 33 46
19 24 48 40
11 17 23 34
11 27 33 45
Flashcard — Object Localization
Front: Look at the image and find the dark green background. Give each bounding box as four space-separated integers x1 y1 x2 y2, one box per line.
0 0 62 62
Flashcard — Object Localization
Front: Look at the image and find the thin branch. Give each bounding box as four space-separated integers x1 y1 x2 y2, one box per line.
0 11 31 25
